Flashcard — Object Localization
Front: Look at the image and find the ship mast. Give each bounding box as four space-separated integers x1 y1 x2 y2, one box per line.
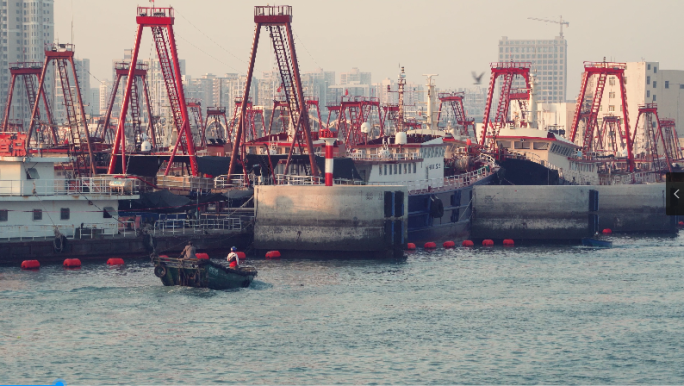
397 66 406 133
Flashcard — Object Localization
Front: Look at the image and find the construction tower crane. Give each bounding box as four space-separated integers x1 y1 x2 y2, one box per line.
528 16 569 37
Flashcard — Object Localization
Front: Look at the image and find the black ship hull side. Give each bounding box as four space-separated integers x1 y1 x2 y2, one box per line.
498 158 560 185
407 173 497 244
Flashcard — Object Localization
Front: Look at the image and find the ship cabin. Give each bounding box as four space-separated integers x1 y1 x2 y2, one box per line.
0 146 141 239
351 133 448 190
492 127 601 176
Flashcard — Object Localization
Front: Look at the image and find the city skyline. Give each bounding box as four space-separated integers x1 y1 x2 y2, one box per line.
52 0 684 100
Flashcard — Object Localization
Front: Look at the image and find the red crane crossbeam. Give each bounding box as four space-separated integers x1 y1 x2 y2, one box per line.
332 96 384 147
633 103 672 172
108 6 197 176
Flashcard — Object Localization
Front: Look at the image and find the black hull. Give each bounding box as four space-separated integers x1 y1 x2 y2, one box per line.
407 173 498 244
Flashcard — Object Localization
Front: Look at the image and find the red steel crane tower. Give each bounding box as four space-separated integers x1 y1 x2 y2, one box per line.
437 92 474 137
333 96 384 146
659 118 683 162
187 99 204 147
227 5 318 179
27 43 96 176
98 61 156 150
569 61 634 172
108 6 197 176
204 106 230 143
479 62 532 147
2 62 57 144
633 103 671 172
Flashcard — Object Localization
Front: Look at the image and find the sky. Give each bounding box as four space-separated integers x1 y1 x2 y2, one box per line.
55 0 684 99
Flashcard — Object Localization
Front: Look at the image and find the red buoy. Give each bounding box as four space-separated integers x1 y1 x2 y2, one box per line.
265 250 281 259
482 239 494 247
424 242 437 249
195 253 209 260
462 240 474 247
602 228 612 234
679 221 684 226
106 258 124 265
63 258 81 268
503 239 515 247
443 241 456 248
237 251 247 260
21 260 40 270
406 243 416 250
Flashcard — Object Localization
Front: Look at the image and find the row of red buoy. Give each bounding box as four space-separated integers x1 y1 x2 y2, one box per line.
406 238 517 250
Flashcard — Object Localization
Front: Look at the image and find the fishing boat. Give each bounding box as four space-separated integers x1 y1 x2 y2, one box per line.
152 254 257 289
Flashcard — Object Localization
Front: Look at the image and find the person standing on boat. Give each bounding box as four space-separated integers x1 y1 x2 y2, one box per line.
181 241 197 259
227 246 240 268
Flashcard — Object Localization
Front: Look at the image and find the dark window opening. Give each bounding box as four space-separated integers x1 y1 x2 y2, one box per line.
0 209 7 222
32 209 42 221
60 208 70 220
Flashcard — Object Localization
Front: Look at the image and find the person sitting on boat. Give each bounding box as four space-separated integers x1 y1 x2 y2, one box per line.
181 241 197 259
227 246 240 268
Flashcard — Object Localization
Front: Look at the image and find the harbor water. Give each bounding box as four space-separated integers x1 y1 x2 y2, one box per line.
2 235 684 384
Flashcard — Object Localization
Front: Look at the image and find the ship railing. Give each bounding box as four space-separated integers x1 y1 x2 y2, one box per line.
367 164 496 194
350 152 421 161
0 177 142 196
157 175 213 191
603 171 661 185
546 163 600 185
0 222 129 241
214 174 250 189
274 174 363 186
152 215 246 235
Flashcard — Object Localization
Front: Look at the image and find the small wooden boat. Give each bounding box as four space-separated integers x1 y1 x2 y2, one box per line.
152 255 257 289
581 238 613 248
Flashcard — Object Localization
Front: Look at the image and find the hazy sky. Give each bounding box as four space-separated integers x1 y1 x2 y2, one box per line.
55 0 684 99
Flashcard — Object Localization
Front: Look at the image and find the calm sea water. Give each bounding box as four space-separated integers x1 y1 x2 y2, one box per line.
2 235 684 385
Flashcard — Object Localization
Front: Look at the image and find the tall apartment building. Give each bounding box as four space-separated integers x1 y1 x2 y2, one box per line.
1 0 55 127
498 36 567 103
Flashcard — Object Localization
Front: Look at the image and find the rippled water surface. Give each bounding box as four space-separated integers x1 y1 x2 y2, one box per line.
2 235 684 384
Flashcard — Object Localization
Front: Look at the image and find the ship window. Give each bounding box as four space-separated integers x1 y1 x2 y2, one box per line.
533 142 549 150
394 164 398 174
103 207 116 219
384 165 387 175
0 209 7 222
32 209 42 221
389 164 392 175
413 163 416 173
60 208 69 220
497 141 511 148
398 164 402 174
26 167 39 179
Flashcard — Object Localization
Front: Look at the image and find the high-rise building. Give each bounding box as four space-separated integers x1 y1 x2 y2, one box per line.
1 0 55 127
498 36 567 103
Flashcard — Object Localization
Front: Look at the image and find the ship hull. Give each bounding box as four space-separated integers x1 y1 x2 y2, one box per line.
407 173 497 244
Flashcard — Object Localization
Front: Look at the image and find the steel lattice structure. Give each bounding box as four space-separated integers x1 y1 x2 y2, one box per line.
27 44 96 177
479 62 531 147
227 6 318 179
437 92 475 137
98 61 156 150
1 61 57 145
108 6 197 176
569 61 635 172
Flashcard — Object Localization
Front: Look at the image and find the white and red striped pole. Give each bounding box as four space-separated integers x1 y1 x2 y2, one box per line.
323 137 335 186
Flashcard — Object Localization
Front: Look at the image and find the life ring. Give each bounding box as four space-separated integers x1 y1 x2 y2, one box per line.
53 235 66 253
154 265 167 278
430 196 444 218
